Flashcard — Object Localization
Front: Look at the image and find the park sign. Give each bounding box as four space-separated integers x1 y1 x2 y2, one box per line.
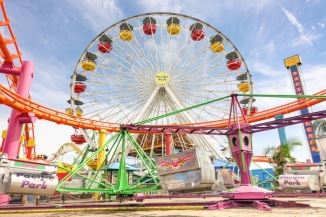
0 155 58 195
6 172 58 195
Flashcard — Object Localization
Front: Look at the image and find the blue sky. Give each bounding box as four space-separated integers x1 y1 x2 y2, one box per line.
1 0 325 160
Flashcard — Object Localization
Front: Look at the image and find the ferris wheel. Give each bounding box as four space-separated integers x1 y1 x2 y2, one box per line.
67 12 254 159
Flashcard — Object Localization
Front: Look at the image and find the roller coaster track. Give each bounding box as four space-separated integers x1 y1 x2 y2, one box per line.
0 83 325 133
47 142 82 162
0 0 22 89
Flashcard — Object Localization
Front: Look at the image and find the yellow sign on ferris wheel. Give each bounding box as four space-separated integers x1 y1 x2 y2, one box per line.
155 71 170 86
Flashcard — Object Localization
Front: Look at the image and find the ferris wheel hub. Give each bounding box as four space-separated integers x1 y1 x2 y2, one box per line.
155 71 170 86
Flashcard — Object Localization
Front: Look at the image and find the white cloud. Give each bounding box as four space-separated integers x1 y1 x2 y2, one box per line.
318 22 325 29
281 7 321 46
301 64 326 94
33 121 74 156
251 61 282 77
67 0 125 32
252 63 326 114
138 0 186 13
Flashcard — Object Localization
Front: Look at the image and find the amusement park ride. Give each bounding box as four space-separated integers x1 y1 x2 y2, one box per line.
0 1 325 212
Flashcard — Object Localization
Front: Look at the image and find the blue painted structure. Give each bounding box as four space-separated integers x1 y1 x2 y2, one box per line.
275 114 288 145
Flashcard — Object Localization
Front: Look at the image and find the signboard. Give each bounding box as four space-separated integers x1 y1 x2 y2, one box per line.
156 149 198 175
6 172 58 195
279 174 320 191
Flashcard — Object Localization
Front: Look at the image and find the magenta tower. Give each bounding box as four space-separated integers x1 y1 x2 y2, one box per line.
0 61 34 205
284 55 320 162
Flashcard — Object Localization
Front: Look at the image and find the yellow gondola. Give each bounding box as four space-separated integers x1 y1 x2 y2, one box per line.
76 108 83 117
167 23 181 35
81 59 96 71
210 42 224 53
119 30 133 41
210 34 224 53
65 108 74 115
167 16 181 35
87 159 97 170
119 22 133 41
238 81 250 92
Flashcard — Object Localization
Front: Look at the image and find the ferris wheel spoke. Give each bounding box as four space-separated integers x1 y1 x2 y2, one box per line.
102 43 152 78
94 66 145 81
82 84 149 96
172 55 215 82
84 79 155 95
113 99 152 123
129 24 160 74
170 42 212 78
135 21 160 73
100 97 148 122
176 60 230 80
83 78 154 92
167 25 190 74
148 21 162 73
115 28 157 75
172 86 230 99
174 72 217 88
171 45 211 77
189 80 239 89
97 58 153 81
81 93 146 111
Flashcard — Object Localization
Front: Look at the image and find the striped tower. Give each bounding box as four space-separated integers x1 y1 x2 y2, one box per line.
284 55 320 162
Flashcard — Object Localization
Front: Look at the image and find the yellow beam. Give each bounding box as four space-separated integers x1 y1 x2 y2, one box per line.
97 129 106 171
94 129 106 200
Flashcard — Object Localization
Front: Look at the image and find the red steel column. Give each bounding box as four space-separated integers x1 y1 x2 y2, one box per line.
164 133 173 156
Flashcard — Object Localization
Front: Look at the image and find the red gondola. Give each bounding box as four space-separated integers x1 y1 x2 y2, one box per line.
71 134 86 144
143 23 156 35
242 106 258 115
191 30 204 41
74 82 86 94
143 17 156 35
190 22 204 41
251 106 258 114
98 41 112 53
227 59 242 70
98 34 113 53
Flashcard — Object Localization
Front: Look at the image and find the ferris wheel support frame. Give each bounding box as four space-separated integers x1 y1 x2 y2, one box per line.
133 86 160 122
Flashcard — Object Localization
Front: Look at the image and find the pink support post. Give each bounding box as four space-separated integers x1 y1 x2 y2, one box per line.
3 61 34 158
228 124 252 185
0 61 33 205
164 133 173 156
